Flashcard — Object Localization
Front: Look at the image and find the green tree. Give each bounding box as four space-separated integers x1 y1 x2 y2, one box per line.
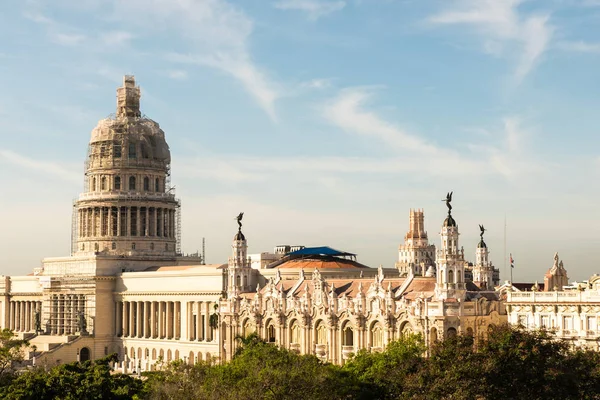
1 353 143 400
343 333 425 399
0 328 29 385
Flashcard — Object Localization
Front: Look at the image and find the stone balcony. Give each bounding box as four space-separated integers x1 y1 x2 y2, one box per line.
315 344 327 358
342 345 355 360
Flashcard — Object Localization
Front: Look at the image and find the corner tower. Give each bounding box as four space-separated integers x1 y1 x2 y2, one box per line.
227 213 254 297
72 76 180 257
472 225 494 290
396 209 436 276
435 192 466 300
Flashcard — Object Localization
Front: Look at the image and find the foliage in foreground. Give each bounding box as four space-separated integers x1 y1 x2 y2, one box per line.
2 326 600 399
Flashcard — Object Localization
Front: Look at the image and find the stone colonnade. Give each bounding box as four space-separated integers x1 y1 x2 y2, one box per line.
7 300 43 332
78 206 175 239
115 301 215 342
48 294 87 335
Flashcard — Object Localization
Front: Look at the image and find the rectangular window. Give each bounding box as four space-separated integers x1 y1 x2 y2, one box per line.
588 316 597 331
114 145 122 158
541 315 549 329
128 143 136 159
563 316 573 330
518 315 527 327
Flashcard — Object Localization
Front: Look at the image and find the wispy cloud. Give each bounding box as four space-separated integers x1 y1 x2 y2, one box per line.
428 0 553 82
273 0 346 20
0 149 80 183
324 88 442 155
22 0 280 121
301 78 333 89
99 31 133 47
51 32 86 46
167 70 189 80
558 40 600 53
111 0 280 121
323 88 545 179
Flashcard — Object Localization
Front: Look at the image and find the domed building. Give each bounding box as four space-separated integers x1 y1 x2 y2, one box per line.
0 77 507 369
74 76 178 258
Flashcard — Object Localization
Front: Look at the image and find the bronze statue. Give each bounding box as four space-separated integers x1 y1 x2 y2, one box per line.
479 224 485 239
235 212 244 230
442 191 453 213
78 311 87 333
34 308 41 333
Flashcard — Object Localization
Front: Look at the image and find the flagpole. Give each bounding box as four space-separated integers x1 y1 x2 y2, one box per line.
504 214 507 282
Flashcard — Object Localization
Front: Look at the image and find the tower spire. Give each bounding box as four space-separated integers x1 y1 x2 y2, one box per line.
116 75 141 118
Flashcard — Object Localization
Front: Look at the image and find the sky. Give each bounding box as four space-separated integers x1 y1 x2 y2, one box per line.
0 0 599 282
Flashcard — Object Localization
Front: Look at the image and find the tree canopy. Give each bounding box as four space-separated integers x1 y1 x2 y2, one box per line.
1 326 600 399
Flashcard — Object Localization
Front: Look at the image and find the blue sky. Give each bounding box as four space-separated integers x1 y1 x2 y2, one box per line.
0 0 599 282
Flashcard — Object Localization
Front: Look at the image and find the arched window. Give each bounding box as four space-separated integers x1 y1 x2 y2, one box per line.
448 269 454 284
141 144 149 159
114 176 121 190
243 320 255 337
155 178 160 192
101 176 107 191
371 322 383 349
79 347 91 362
430 327 438 345
400 321 412 337
143 177 150 191
129 176 136 191
290 321 300 345
316 321 327 345
342 324 354 346
91 177 96 192
236 275 241 287
267 324 276 343
447 327 457 339
128 143 136 159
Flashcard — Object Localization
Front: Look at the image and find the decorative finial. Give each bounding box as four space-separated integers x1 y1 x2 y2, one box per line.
442 191 453 215
235 212 244 231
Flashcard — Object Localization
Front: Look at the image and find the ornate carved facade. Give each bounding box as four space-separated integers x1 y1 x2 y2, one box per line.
0 76 512 370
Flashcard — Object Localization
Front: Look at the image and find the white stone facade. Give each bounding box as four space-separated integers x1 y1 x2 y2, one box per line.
0 77 507 369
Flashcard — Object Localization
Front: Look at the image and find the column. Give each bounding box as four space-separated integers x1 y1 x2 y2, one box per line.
171 210 175 239
175 302 181 339
158 301 164 338
166 302 172 339
187 302 194 341
122 302 128 337
136 207 141 239
202 301 212 342
25 301 30 331
136 301 142 338
128 302 135 338
126 207 131 236
153 207 158 237
11 302 16 331
164 209 169 238
151 301 157 338
100 207 105 236
145 207 149 236
20 302 25 332
115 302 122 336
117 207 122 237
92 208 97 237
196 302 202 341
108 207 112 237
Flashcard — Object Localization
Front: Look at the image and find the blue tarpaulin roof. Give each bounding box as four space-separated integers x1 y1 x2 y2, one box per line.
287 246 355 257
